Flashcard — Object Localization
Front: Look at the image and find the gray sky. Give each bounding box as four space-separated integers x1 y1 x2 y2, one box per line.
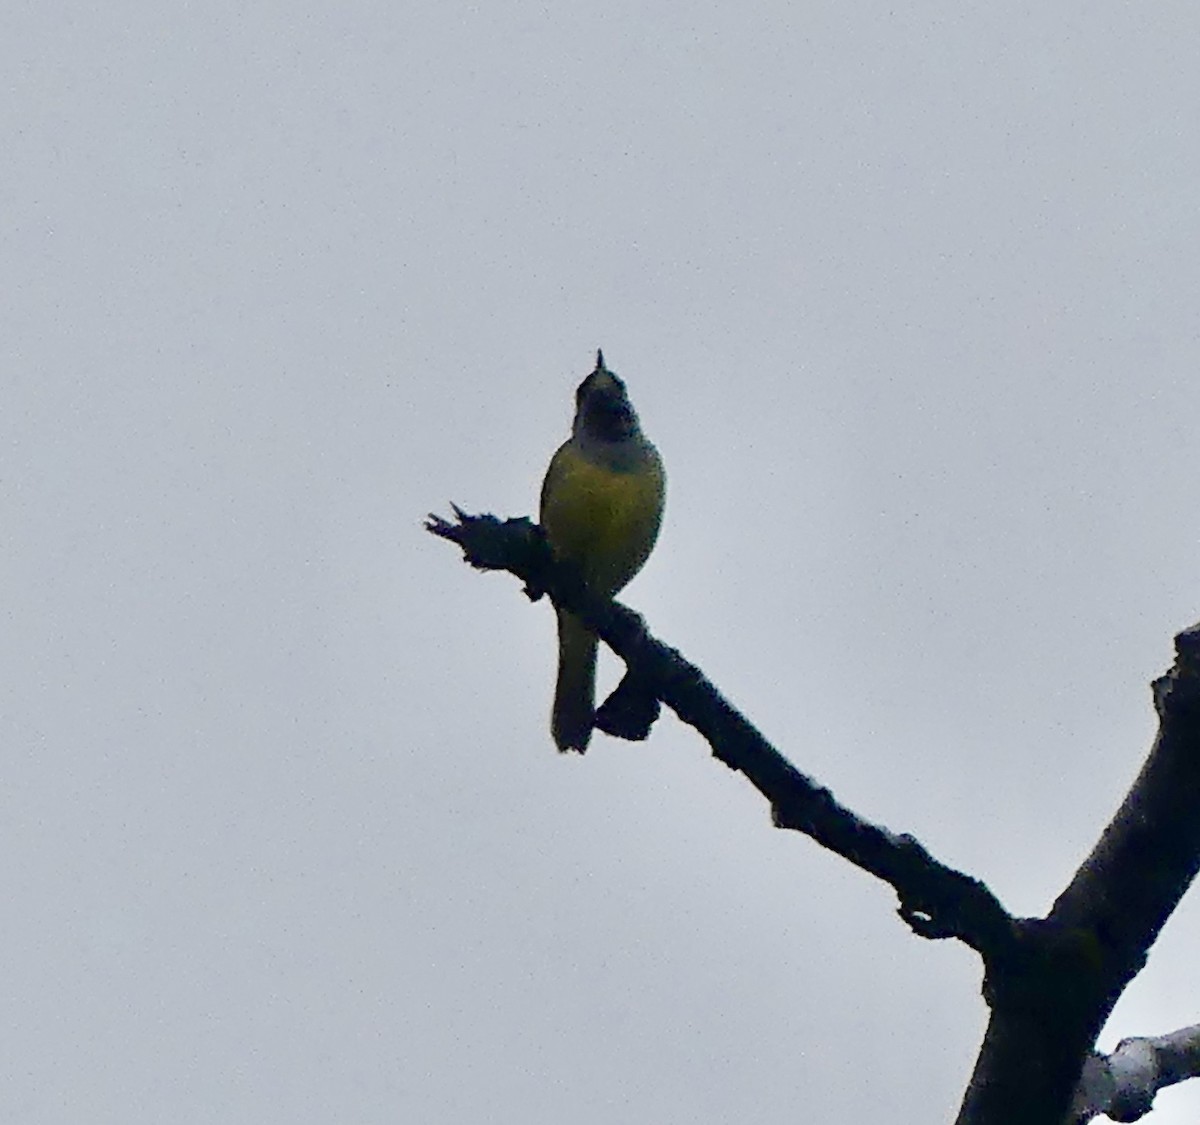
4 2 1200 1121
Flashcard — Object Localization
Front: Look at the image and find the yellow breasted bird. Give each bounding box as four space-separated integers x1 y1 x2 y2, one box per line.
539 351 666 752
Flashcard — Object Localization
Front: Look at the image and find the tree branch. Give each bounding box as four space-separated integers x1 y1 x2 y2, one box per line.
954 625 1200 1124
1071 1024 1200 1122
428 507 1200 1125
426 506 1017 957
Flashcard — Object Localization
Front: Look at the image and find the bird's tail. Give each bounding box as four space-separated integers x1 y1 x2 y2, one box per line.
552 609 597 752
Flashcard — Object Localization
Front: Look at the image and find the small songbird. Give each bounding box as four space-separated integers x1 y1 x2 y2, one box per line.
539 351 666 752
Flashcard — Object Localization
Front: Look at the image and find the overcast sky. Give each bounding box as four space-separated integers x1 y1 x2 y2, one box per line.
4 2 1200 1122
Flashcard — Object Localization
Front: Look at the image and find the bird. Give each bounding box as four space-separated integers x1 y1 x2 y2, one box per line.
539 351 666 752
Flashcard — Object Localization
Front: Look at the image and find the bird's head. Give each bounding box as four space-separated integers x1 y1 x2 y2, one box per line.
574 350 640 442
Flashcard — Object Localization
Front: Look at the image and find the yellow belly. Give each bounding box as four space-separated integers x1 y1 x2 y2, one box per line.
539 440 665 596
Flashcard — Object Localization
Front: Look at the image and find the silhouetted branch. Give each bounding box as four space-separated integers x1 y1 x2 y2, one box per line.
429 507 1200 1125
426 506 1017 957
955 625 1200 1124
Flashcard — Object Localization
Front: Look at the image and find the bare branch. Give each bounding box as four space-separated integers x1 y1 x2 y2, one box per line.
427 506 1017 956
1071 1024 1200 1122
430 507 1200 1125
955 626 1200 1124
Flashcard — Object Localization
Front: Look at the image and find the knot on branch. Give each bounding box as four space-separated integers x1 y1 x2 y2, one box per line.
1152 620 1200 719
